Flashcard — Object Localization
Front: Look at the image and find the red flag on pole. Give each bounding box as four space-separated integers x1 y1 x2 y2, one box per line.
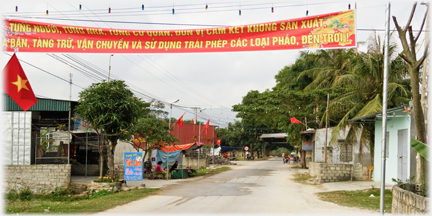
176 112 186 129
3 53 37 111
205 119 210 134
191 118 194 124
217 139 221 145
290 117 302 123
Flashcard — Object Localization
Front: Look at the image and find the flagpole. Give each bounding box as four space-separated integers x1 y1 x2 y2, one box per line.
167 99 179 180
198 122 200 170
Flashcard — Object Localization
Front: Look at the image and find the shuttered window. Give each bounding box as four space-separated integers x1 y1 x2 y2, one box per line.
339 140 352 162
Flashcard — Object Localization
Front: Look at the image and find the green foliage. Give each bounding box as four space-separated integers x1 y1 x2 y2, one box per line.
6 189 19 201
51 186 72 197
74 80 150 144
132 115 179 151
18 189 32 201
5 188 160 214
189 167 230 177
273 147 290 157
410 139 429 161
89 189 115 199
317 188 392 212
39 127 55 151
231 34 410 162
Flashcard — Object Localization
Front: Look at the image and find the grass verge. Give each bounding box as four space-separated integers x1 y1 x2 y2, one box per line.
292 173 313 184
317 188 392 213
191 167 231 177
5 188 159 214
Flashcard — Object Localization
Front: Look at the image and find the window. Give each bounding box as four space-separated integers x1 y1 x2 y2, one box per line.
339 140 352 162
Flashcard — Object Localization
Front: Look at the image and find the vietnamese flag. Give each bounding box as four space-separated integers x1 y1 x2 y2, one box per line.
205 119 210 134
217 139 221 145
177 112 186 129
3 53 37 111
290 117 302 124
191 118 194 124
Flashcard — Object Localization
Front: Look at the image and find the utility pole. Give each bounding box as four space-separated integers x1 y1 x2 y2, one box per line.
380 2 391 215
108 54 112 83
324 93 329 163
68 73 72 165
193 107 198 124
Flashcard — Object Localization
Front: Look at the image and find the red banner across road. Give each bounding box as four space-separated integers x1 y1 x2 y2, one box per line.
3 10 355 53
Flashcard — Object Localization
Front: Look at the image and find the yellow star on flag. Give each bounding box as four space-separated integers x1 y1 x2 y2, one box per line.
11 75 30 92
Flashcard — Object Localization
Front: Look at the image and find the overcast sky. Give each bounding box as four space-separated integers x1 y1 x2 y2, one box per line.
0 0 427 128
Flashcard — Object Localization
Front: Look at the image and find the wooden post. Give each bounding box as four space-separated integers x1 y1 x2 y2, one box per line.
324 93 329 163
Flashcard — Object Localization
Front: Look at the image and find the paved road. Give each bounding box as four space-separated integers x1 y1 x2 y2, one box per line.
100 157 376 214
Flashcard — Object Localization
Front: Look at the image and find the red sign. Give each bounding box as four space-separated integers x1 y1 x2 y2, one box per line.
3 10 355 53
244 146 249 151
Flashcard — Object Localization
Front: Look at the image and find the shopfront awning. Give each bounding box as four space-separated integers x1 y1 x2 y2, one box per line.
159 142 203 153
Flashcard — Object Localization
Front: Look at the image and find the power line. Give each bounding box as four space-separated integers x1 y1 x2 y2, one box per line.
3 53 84 89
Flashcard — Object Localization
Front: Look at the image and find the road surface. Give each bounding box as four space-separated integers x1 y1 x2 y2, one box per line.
100 157 376 214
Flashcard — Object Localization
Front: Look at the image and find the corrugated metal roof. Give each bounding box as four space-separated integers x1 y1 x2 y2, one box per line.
348 104 409 122
260 133 288 138
3 94 78 111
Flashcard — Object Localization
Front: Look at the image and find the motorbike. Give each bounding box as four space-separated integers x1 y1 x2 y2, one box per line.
283 158 289 164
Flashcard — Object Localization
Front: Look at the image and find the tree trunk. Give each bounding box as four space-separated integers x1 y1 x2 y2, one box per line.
409 66 427 185
107 139 117 177
98 133 104 178
410 67 427 143
301 150 306 169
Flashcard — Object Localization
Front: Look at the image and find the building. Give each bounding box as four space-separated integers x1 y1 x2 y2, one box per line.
349 104 415 184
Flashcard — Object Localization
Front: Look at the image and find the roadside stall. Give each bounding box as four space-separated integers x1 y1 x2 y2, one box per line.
155 142 203 179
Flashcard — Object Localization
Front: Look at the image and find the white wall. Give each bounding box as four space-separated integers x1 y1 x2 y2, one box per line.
373 110 411 184
314 126 370 165
3 111 32 165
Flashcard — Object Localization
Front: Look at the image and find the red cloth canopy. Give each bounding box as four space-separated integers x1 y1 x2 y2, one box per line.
159 142 202 153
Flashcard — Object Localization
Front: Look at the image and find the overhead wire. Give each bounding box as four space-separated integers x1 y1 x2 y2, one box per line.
38 6 231 127
3 53 84 89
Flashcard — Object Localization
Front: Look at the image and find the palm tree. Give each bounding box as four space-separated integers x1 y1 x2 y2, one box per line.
327 33 411 163
297 48 357 91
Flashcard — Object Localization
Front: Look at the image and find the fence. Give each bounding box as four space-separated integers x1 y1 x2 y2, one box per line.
35 132 104 166
35 136 70 164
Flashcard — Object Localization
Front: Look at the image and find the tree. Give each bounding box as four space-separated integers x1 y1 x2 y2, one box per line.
75 80 150 178
392 2 429 185
131 115 179 160
327 33 410 163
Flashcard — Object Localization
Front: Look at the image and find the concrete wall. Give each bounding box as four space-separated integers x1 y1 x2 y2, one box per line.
314 126 371 165
182 155 209 169
309 162 369 183
373 110 411 184
392 185 429 214
113 141 144 177
71 164 99 176
4 164 71 194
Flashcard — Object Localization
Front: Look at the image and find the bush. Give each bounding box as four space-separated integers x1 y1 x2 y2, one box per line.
6 189 19 201
18 189 32 201
94 174 120 183
51 186 72 197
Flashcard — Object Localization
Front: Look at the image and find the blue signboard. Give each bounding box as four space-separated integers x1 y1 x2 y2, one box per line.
124 152 143 181
302 141 312 151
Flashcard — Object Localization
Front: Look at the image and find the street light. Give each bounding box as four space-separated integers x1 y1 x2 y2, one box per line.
167 99 179 180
